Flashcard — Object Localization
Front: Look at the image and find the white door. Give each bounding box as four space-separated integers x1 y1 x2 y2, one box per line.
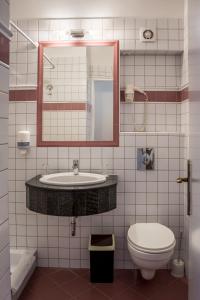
188 0 200 299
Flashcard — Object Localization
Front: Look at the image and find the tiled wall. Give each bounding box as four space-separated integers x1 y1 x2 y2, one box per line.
181 0 189 89
121 102 181 132
9 17 184 88
10 17 185 135
120 53 183 133
181 100 189 135
120 54 181 90
0 1 11 299
44 56 87 103
43 110 88 141
88 65 113 80
8 100 185 268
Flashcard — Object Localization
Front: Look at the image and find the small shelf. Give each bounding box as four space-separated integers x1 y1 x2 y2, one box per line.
120 49 183 56
9 85 37 90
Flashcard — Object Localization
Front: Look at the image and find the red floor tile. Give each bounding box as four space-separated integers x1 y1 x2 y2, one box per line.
76 287 110 300
94 279 130 298
18 288 41 300
129 269 179 299
132 281 161 299
36 281 71 299
48 269 78 285
149 279 188 300
20 282 71 300
151 269 177 286
114 287 149 300
36 267 61 276
115 269 138 285
72 268 90 279
18 268 188 300
61 277 92 297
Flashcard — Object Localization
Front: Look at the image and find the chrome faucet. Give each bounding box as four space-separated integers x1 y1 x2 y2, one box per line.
72 160 79 175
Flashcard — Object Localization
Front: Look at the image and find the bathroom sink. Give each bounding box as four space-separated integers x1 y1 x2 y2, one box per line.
39 172 107 186
26 175 117 216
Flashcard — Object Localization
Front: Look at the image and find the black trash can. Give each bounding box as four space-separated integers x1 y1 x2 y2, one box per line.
89 234 115 283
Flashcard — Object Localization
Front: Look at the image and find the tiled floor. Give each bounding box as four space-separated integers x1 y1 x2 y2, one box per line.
19 268 188 300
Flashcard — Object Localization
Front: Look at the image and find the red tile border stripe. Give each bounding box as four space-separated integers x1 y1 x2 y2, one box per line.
9 87 189 103
42 102 87 111
179 87 189 102
0 32 9 65
120 87 189 102
9 90 37 101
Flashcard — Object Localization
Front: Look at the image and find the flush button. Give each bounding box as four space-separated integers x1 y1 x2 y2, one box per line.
137 148 154 170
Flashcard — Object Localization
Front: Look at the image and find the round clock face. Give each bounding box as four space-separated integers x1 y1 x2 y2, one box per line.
143 29 154 40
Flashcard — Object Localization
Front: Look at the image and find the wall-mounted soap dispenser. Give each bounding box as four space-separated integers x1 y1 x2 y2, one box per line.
17 131 30 155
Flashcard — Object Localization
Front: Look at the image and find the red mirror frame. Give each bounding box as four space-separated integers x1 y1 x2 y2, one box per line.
37 40 119 147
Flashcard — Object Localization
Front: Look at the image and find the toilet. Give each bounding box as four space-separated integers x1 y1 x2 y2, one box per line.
127 223 176 280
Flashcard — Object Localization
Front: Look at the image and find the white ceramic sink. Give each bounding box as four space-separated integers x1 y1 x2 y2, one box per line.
39 172 107 186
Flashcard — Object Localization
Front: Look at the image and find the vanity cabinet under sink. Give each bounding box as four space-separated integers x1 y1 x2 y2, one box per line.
26 175 117 217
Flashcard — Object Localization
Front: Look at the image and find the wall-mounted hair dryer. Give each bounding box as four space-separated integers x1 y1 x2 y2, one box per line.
125 84 148 103
124 84 149 132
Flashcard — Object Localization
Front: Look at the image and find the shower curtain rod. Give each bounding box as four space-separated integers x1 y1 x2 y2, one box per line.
9 20 55 69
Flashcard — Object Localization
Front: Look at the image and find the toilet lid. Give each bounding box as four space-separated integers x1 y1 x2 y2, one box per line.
128 223 175 252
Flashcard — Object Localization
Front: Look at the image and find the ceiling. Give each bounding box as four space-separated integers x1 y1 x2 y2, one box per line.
10 0 184 19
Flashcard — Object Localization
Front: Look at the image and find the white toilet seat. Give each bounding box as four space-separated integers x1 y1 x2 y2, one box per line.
128 238 176 254
127 223 176 254
127 241 175 261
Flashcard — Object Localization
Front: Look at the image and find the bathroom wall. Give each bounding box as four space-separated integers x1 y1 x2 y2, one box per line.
0 1 12 299
9 17 184 87
43 55 87 103
9 17 185 134
120 54 182 132
8 17 186 268
42 110 89 142
180 0 189 136
8 107 185 268
121 102 181 133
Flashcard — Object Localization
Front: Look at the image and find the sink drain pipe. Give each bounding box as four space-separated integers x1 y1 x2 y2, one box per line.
71 217 77 236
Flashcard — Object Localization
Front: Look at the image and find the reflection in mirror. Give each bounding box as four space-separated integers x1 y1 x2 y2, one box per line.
37 41 119 147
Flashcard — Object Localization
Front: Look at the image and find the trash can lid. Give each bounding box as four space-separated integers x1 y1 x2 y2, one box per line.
89 234 115 251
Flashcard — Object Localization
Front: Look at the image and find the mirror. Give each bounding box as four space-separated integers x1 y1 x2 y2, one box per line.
37 41 119 147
